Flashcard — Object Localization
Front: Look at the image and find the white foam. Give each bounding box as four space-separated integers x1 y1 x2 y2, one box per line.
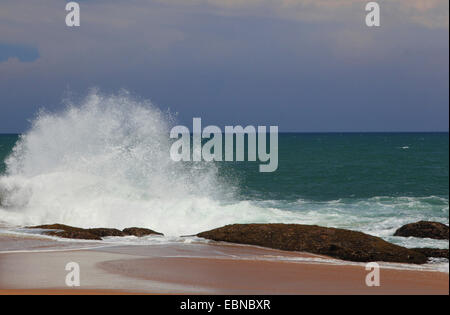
0 91 295 236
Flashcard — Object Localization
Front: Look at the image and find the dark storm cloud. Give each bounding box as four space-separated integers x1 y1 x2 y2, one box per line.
0 0 448 132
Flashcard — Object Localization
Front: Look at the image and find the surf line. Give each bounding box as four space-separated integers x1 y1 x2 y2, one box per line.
169 118 278 172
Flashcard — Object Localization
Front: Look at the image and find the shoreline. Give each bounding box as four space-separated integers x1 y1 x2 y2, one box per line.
0 235 448 295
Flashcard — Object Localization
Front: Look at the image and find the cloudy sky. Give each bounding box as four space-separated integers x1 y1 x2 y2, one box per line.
0 0 448 132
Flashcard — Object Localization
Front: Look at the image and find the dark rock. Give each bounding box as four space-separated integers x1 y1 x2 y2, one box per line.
411 248 449 259
197 224 428 264
27 224 163 240
87 228 125 238
27 224 102 240
28 224 162 240
394 221 449 240
123 227 163 237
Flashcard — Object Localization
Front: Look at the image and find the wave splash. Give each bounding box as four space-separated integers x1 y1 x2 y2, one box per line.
0 91 282 235
0 90 448 248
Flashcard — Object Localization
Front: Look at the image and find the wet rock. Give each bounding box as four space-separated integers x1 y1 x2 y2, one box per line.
197 224 428 264
394 221 449 240
411 248 449 259
27 224 162 240
27 224 103 240
123 227 163 237
87 228 125 238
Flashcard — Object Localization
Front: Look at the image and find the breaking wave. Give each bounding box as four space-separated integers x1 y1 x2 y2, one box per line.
0 91 282 235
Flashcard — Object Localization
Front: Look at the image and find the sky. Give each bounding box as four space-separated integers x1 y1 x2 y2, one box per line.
0 0 448 133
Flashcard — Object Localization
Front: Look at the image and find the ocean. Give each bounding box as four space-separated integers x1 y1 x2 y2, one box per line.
0 94 448 254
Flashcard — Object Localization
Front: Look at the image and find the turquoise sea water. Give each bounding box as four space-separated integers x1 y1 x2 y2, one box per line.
224 133 449 201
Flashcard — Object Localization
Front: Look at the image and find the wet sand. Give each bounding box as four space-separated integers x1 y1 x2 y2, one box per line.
0 237 448 295
99 257 449 295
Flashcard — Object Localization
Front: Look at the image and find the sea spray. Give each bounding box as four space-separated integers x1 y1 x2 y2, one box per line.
0 90 283 235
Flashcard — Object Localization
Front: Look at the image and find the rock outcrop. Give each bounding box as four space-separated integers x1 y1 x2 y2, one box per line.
394 221 449 240
123 227 163 237
28 224 105 240
27 224 163 240
411 248 449 259
197 224 428 264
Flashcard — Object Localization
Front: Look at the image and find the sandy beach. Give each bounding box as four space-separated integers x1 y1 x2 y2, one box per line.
0 236 448 295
